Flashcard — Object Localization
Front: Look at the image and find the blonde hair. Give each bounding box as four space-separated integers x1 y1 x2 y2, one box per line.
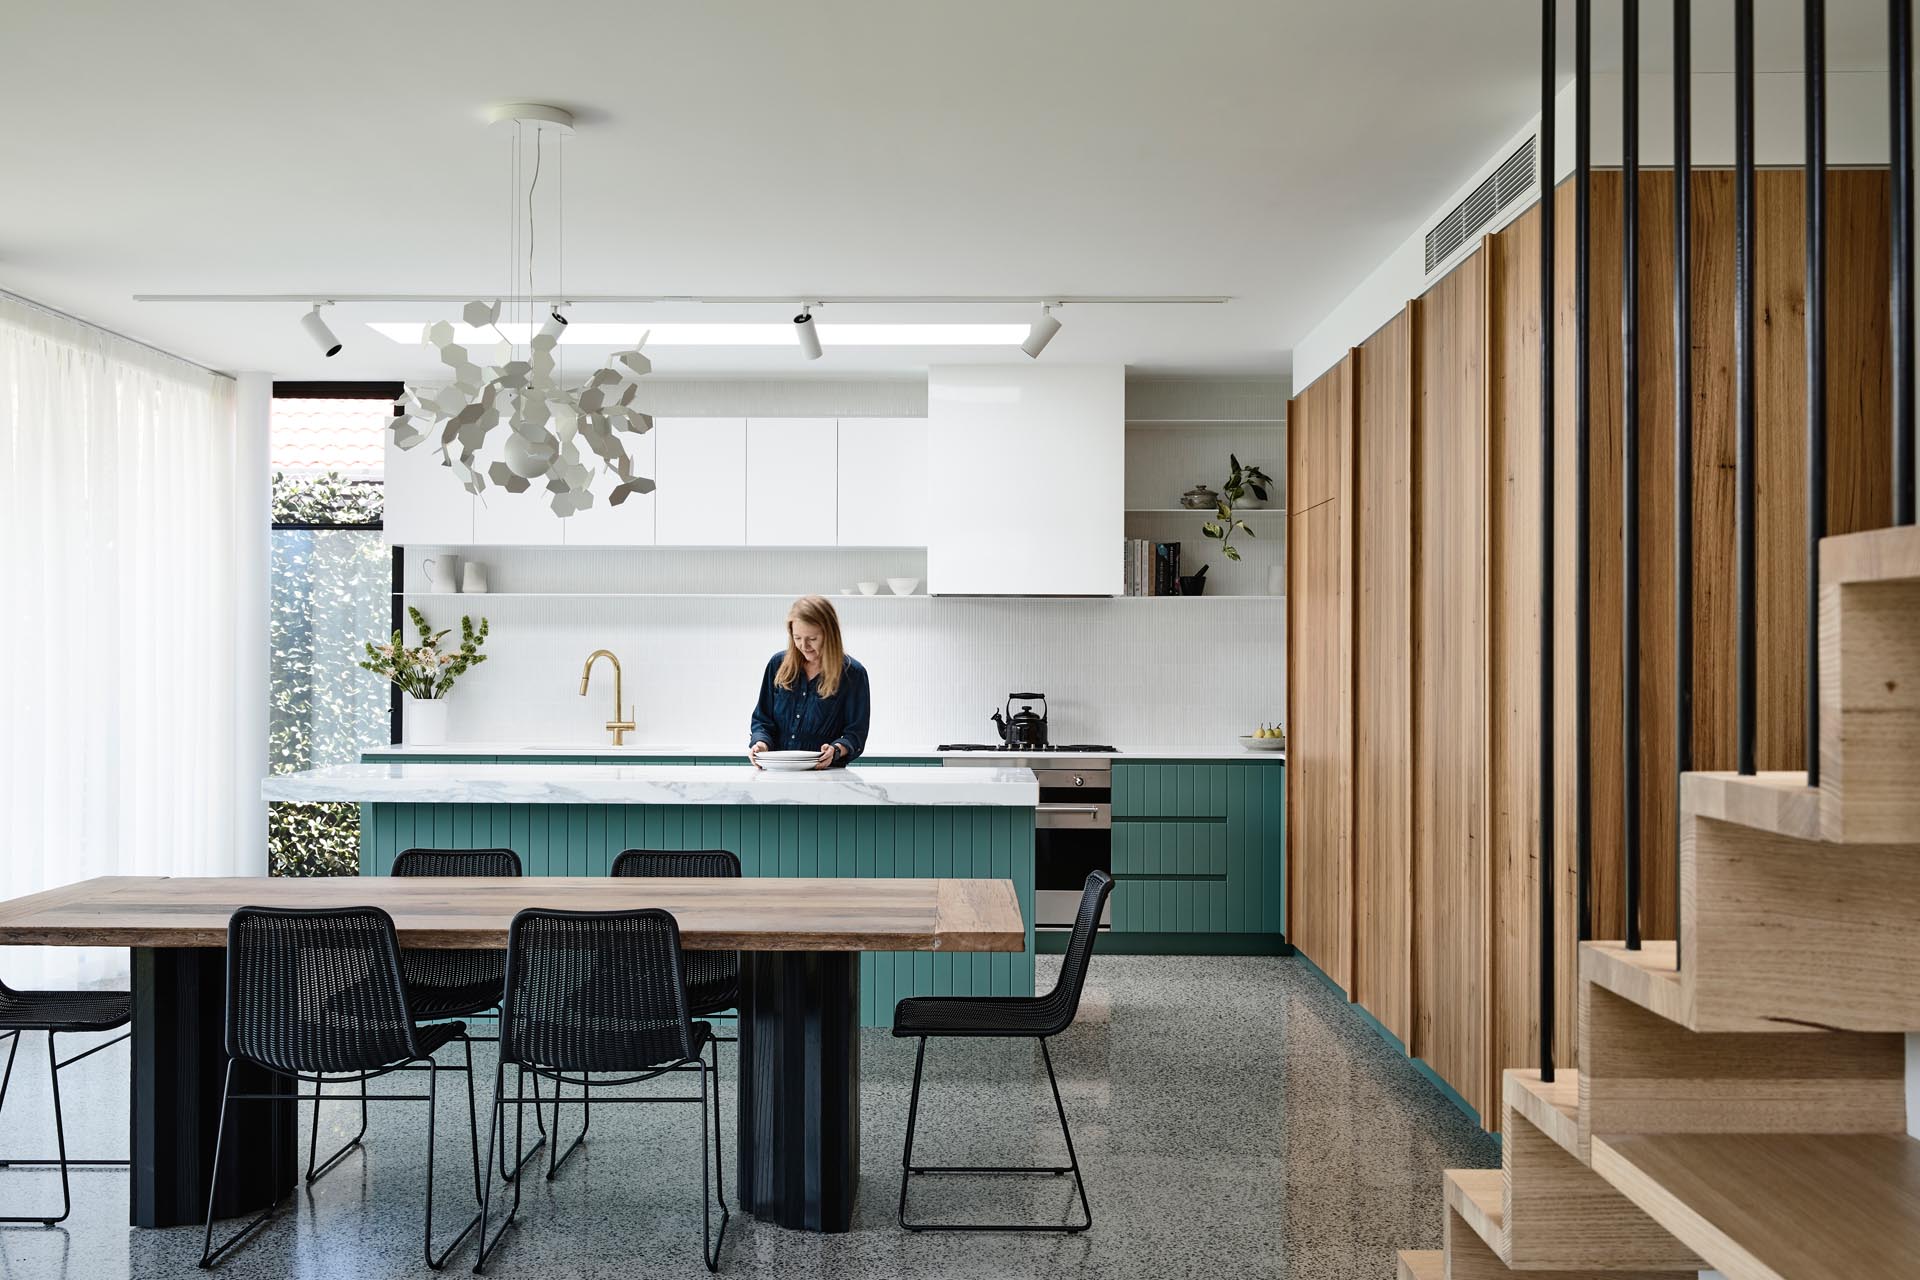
775 595 848 697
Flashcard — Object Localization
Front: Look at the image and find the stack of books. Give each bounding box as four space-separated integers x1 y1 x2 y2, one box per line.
1122 539 1182 596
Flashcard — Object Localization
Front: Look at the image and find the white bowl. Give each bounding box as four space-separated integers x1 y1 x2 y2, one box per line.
1238 735 1287 752
839 588 853 595
886 576 920 596
858 581 881 596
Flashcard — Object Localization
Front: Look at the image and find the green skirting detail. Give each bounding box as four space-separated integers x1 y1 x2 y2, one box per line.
1038 931 1292 956
1290 947 1487 1134
361 801 1034 1029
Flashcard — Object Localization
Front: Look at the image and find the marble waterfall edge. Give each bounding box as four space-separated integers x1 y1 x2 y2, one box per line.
262 763 1040 807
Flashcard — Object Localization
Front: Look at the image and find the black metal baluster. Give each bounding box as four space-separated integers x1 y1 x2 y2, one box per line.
1736 0 1758 777
1894 0 1916 524
1623 0 1643 950
1807 0 1827 788
1674 0 1692 966
1576 0 1594 940
1539 0 1559 1084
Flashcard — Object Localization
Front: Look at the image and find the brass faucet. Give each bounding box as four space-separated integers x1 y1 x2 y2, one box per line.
579 649 636 746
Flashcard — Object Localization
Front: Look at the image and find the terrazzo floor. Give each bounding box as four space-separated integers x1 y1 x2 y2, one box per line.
0 955 1495 1279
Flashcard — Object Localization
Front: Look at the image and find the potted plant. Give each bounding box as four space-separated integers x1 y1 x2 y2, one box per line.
360 606 490 746
1200 453 1274 562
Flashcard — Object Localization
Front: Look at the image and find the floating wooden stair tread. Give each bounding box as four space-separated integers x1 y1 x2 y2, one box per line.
1819 524 1920 585
1580 941 1685 1026
1397 1249 1443 1280
1590 1131 1920 1280
1444 1168 1506 1255
1505 1068 1582 1158
1680 771 1821 841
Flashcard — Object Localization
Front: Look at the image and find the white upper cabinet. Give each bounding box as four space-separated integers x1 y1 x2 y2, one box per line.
654 417 747 546
836 417 927 546
926 365 1125 595
745 418 838 546
563 429 658 547
383 433 473 547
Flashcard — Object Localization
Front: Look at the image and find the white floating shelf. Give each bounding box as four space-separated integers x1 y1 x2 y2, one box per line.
1125 507 1286 516
1124 417 1285 425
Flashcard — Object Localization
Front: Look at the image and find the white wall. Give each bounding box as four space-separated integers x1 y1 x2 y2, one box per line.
406 549 1283 749
1294 70 1895 387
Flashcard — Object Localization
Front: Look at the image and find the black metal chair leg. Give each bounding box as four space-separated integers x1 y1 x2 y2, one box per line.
1039 1038 1092 1233
497 1065 546 1184
544 1076 589 1181
897 1036 1091 1234
460 1036 483 1201
0 1033 78 1228
474 1063 526 1274
306 1073 370 1185
698 1057 728 1272
897 1036 927 1229
0 1031 129 1174
199 1061 284 1268
422 1057 483 1271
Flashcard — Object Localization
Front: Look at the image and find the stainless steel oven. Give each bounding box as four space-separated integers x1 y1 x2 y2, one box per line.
942 754 1112 932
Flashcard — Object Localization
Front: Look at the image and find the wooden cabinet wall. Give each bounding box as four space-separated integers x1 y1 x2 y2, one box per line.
1286 360 1354 993
1285 167 1892 1131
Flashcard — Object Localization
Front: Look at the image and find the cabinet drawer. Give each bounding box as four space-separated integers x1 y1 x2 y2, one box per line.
1112 763 1231 819
1112 820 1227 877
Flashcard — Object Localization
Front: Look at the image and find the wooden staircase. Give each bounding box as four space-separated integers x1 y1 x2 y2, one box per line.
1397 525 1920 1280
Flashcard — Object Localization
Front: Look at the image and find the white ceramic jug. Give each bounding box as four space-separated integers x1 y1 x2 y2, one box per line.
422 554 462 593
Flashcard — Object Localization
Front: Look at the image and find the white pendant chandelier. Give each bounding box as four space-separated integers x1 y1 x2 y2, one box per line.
391 104 655 518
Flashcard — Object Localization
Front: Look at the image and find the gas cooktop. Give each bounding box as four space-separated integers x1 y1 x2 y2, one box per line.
937 744 1120 753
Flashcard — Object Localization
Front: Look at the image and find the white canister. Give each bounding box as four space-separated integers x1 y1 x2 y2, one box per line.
406 696 449 745
461 561 489 593
421 554 462 593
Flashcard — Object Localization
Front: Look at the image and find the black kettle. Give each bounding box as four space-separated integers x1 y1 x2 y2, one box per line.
991 693 1049 748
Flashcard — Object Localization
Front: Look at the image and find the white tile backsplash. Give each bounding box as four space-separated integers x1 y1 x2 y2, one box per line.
410 587 1284 750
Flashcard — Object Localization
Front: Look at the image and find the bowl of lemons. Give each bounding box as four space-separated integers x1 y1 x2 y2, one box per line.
1238 724 1287 752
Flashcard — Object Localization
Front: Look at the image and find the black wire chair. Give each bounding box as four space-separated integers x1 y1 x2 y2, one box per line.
382 849 546 1187
200 906 482 1270
893 869 1113 1234
474 908 727 1274
0 980 131 1226
532 849 744 1184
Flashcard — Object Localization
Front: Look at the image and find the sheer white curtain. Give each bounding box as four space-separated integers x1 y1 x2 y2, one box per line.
0 295 249 986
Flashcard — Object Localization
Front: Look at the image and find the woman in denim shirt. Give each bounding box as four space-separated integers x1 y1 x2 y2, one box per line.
748 595 870 769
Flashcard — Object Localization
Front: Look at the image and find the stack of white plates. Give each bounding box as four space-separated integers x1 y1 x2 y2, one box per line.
758 750 822 772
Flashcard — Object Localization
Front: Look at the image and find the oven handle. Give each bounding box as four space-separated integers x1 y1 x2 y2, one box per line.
1037 804 1103 815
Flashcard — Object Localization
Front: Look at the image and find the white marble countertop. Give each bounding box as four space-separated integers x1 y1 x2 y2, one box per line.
264 762 1040 807
361 742 1285 763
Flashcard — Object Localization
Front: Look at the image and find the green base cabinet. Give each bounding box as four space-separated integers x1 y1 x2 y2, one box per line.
359 800 1033 1028
1109 760 1284 941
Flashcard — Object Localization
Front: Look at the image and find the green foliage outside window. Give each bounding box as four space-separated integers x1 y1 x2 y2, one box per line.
269 470 388 877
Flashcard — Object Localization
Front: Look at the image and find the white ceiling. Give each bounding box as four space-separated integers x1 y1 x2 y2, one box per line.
0 1 1893 381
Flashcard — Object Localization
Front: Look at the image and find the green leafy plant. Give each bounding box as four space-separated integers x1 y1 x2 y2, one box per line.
1201 453 1274 561
360 606 490 700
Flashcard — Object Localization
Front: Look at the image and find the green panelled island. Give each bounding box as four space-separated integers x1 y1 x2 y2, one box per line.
270 758 1038 1028
347 748 1288 960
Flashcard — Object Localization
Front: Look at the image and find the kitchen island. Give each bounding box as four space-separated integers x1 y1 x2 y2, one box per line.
261 761 1037 1233
264 761 1040 1025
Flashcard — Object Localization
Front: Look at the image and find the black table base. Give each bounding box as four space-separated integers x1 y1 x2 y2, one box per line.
736 951 860 1232
130 948 297 1228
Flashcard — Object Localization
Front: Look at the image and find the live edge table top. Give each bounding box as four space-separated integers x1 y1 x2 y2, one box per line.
0 875 1027 953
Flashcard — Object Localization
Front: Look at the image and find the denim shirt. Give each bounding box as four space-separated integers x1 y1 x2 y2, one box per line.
749 653 870 765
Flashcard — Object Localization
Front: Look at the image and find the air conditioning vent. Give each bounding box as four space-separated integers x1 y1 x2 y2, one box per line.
1424 137 1538 276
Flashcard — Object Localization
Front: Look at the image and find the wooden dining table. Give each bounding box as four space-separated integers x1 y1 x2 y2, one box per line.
0 874 1025 1234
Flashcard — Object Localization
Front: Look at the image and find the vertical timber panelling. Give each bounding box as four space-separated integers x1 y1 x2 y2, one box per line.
1286 358 1355 993
1489 211 1548 1100
1413 247 1491 1121
1352 307 1417 1045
